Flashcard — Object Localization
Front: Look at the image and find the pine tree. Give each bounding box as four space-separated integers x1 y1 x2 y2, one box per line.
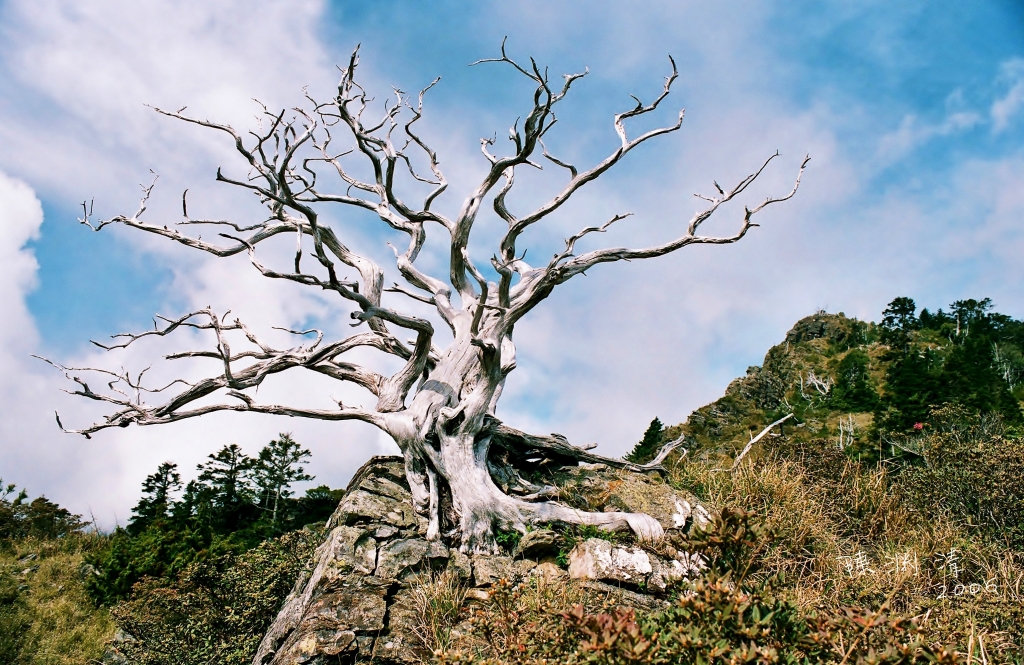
170 479 215 529
831 349 877 411
196 444 254 530
938 308 1023 424
879 297 918 351
949 298 993 338
129 462 181 535
625 418 664 464
253 434 313 526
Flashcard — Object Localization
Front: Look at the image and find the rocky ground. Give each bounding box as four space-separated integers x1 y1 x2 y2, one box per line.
250 456 713 665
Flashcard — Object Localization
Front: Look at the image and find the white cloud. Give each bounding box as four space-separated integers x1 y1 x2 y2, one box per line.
0 171 61 499
0 0 396 527
0 0 335 205
992 58 1024 134
0 171 42 350
877 110 982 163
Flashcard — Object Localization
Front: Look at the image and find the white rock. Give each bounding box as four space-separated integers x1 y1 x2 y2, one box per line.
568 538 653 583
648 557 687 592
692 504 713 531
671 498 691 528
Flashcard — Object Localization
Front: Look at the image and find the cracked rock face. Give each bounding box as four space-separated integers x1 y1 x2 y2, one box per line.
376 539 449 581
252 456 713 664
252 456 435 665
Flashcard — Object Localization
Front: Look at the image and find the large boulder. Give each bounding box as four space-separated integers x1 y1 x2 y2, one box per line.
252 455 713 664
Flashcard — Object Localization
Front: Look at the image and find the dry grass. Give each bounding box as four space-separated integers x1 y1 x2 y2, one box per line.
439 574 593 662
668 441 1024 656
0 533 115 665
409 569 471 654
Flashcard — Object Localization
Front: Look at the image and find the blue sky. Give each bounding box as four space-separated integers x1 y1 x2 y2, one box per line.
0 1 1022 525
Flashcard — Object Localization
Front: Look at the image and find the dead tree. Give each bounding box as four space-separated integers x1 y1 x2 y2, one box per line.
43 43 808 553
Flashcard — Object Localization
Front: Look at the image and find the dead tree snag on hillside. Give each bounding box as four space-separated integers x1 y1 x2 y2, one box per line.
45 43 808 553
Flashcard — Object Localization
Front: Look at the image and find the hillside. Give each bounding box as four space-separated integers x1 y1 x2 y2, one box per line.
3 297 1023 663
663 302 1022 463
0 491 113 663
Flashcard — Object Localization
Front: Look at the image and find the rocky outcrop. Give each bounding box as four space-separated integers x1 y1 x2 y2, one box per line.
252 456 713 665
252 456 435 665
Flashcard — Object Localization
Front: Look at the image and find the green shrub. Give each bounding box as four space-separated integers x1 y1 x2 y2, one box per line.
901 406 1024 549
107 529 319 665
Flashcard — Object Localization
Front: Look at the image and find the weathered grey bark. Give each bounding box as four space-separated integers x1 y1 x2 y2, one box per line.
43 42 808 554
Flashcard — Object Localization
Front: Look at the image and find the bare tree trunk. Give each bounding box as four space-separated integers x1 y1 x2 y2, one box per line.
375 325 668 553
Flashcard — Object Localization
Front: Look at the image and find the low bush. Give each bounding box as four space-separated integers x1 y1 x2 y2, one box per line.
438 510 964 664
900 406 1024 549
106 529 319 665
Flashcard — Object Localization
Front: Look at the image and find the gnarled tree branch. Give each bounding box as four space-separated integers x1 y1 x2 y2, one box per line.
49 42 808 555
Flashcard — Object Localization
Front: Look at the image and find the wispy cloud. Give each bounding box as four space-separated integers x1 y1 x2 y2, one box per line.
0 0 390 525
992 58 1024 134
877 110 982 163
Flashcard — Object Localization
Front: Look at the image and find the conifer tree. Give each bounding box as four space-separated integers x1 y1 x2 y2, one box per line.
171 479 214 529
129 462 181 534
938 307 1023 424
196 444 254 529
831 349 877 411
879 297 918 351
625 418 664 464
253 434 313 526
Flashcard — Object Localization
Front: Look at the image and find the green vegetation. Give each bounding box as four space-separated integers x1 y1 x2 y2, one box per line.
437 411 1023 661
86 433 338 606
1 433 339 664
624 418 665 464
108 529 319 665
678 297 1023 463
1 483 114 664
436 296 1024 662
874 298 1023 434
440 510 964 663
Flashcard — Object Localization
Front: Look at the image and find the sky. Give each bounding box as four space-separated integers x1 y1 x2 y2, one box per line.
0 0 1022 528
